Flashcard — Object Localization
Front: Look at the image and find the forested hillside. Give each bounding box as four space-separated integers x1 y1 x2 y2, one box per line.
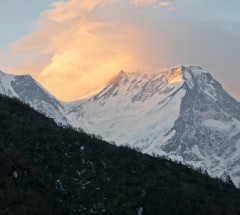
0 95 240 215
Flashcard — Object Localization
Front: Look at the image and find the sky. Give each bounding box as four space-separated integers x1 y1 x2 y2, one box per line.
0 0 239 101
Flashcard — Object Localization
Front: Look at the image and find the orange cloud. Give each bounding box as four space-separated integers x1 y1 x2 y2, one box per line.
4 0 176 101
10 0 148 101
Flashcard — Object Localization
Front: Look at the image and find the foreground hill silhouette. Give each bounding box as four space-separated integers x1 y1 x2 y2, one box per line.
0 95 240 215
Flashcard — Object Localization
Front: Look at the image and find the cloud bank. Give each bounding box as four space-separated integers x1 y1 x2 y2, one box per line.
2 0 240 101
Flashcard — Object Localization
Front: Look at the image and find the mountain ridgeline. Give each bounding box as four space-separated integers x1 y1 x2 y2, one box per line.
0 65 240 187
1 95 240 214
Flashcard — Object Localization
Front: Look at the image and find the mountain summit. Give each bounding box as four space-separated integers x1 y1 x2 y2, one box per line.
65 65 240 187
1 65 240 186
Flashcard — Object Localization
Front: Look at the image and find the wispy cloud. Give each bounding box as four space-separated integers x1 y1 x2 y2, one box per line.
131 0 175 9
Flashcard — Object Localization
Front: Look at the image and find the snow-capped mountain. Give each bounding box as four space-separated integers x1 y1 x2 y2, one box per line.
1 66 240 187
0 70 68 125
65 65 240 187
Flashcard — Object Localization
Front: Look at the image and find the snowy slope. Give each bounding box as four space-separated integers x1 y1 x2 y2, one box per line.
64 65 240 187
0 70 68 125
66 68 185 148
1 66 240 187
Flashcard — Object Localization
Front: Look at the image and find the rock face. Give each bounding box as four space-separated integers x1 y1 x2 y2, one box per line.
164 66 240 185
1 65 240 187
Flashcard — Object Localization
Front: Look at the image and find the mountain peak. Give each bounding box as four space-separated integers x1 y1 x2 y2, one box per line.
115 65 206 82
167 65 210 88
119 69 126 75
0 69 68 125
168 66 184 84
182 65 204 71
169 65 206 74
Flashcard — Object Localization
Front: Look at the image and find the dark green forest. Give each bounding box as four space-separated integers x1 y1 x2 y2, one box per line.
0 95 240 215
